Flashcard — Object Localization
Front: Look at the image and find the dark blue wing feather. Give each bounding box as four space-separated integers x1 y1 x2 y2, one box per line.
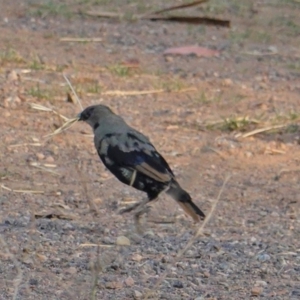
99 131 174 182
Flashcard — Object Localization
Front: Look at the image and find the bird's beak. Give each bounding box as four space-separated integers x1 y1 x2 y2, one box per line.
77 112 82 121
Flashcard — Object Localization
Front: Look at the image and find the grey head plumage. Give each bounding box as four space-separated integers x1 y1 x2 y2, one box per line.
78 104 119 130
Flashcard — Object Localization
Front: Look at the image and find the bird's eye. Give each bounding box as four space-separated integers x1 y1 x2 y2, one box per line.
80 107 95 120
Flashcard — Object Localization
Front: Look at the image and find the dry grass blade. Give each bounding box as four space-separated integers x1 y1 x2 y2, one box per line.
8 143 42 148
144 175 231 299
84 11 121 18
241 124 287 138
102 87 196 96
79 244 114 248
60 37 102 42
141 0 208 16
1 184 44 194
45 117 79 137
30 163 61 175
30 103 69 121
31 76 82 138
102 89 164 96
177 175 230 255
274 167 300 181
63 74 83 110
205 146 227 160
90 245 101 300
0 236 23 300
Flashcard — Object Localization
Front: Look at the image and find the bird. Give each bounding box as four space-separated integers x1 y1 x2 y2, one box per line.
77 104 205 228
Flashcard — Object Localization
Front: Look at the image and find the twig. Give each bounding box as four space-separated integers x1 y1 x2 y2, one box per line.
1 184 44 194
0 236 23 300
145 175 231 299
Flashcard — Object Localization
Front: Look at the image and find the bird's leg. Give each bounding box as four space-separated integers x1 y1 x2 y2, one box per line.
134 195 159 233
120 193 159 233
119 197 150 233
134 205 152 234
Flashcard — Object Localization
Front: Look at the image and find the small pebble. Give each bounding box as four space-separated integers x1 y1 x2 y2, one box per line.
203 271 210 278
134 290 142 299
173 280 184 288
29 278 38 286
105 281 123 289
144 230 155 237
116 236 130 246
67 267 77 274
125 276 134 287
255 280 267 287
245 151 253 158
251 286 263 296
93 197 102 204
45 156 55 163
223 78 233 86
257 253 271 262
102 237 114 244
36 153 45 160
132 254 143 262
6 70 19 81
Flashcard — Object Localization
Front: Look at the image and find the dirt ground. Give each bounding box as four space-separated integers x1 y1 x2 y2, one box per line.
0 1 300 299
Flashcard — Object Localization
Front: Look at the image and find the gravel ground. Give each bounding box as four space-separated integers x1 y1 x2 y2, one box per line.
0 1 299 299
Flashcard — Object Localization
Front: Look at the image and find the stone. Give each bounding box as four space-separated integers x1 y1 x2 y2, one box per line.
116 236 130 246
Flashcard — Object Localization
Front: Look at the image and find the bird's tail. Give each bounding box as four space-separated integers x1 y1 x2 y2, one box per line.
166 181 205 222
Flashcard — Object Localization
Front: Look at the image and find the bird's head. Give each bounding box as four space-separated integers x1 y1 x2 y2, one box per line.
77 105 114 130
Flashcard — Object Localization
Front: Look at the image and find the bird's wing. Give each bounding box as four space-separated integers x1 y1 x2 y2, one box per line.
98 131 174 183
